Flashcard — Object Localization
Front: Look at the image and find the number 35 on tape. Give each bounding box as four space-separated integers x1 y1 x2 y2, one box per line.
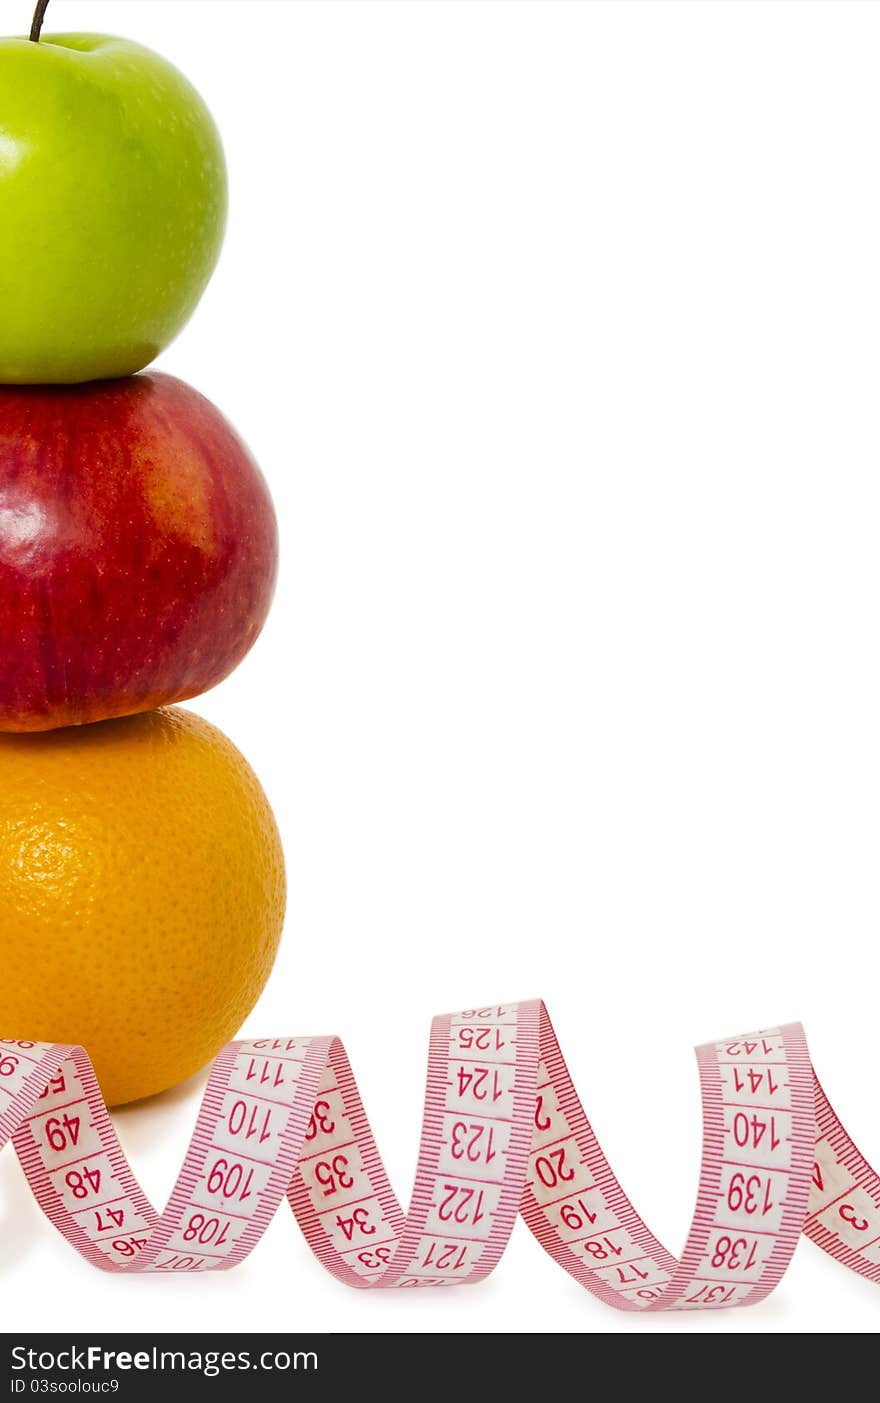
0 1002 876 1311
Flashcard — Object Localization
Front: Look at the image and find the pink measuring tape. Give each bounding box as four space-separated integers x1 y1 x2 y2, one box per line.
0 1001 877 1311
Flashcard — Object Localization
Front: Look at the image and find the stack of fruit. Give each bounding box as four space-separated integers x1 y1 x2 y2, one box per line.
0 14 286 1105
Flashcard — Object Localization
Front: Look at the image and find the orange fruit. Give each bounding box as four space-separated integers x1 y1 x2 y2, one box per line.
0 706 285 1105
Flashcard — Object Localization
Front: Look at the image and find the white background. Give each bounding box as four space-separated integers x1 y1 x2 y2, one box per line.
4 0 880 1335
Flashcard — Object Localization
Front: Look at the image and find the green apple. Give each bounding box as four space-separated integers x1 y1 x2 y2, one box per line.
0 28 227 383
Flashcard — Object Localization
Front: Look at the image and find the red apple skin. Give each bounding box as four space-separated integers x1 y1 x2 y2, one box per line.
0 373 278 731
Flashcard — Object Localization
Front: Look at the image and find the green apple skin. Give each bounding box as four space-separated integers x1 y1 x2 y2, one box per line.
0 34 227 383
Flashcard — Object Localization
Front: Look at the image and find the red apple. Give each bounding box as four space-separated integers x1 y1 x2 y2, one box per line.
0 373 277 731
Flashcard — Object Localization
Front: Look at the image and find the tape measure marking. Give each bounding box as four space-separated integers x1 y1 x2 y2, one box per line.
0 1002 875 1310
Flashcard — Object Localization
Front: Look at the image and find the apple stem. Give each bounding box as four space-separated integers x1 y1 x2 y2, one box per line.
29 0 51 42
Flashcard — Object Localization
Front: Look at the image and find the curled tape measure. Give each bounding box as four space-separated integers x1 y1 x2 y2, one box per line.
0 1001 877 1311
